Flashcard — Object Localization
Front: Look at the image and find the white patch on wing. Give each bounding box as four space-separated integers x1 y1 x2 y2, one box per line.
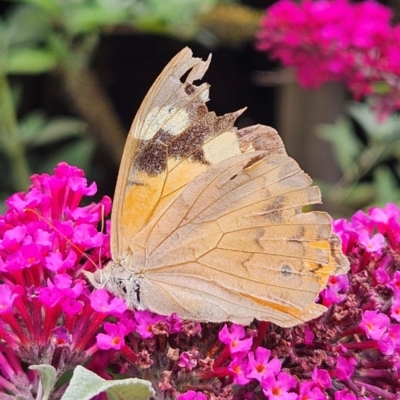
142 106 190 141
163 109 191 134
203 131 241 164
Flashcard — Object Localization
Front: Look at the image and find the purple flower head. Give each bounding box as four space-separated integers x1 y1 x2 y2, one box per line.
258 0 400 116
0 163 119 397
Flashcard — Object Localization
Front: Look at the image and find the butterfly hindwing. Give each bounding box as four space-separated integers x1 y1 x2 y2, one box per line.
130 141 348 326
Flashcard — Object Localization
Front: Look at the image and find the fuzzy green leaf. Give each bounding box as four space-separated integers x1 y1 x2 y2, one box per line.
61 366 155 400
29 364 57 400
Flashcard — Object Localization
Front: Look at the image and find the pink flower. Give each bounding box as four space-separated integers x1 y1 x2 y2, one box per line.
228 353 250 385
358 232 386 253
378 325 400 355
390 296 400 322
297 381 326 400
0 285 19 313
311 367 331 389
246 347 281 382
218 324 253 354
90 289 127 315
334 388 357 400
387 271 400 294
134 310 166 339
261 372 297 400
359 310 390 340
97 322 126 350
335 356 357 380
178 350 198 371
369 203 400 232
301 328 314 347
178 390 207 400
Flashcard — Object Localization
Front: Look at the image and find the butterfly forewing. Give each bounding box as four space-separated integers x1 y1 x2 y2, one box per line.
112 48 247 258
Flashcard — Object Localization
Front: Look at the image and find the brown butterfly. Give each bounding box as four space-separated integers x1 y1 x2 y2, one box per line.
85 47 349 327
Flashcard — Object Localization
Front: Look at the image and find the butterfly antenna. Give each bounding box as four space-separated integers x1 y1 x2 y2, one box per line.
23 208 99 271
98 203 105 268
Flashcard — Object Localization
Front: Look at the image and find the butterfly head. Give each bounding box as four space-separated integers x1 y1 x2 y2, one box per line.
83 261 143 309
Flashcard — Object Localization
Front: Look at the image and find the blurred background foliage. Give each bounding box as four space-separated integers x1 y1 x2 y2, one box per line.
0 0 400 217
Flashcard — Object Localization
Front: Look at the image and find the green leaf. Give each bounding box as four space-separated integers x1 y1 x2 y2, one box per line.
318 117 363 173
342 182 376 209
29 364 57 400
134 0 218 37
61 365 155 400
11 0 61 14
14 112 86 147
65 5 126 35
5 48 57 74
373 166 400 204
6 4 52 46
347 102 400 140
28 118 87 147
371 81 391 95
16 111 46 144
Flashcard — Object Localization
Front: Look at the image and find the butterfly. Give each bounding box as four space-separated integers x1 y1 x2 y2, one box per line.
85 47 349 327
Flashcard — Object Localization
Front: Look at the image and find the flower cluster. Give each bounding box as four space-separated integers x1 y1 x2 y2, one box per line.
1 164 400 399
0 163 121 397
257 0 400 118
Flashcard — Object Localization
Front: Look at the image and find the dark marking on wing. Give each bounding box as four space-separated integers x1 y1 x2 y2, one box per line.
310 263 324 273
184 83 196 95
244 154 266 170
281 264 292 277
132 109 243 177
135 139 168 175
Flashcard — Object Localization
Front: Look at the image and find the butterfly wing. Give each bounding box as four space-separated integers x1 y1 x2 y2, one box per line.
129 127 349 327
108 47 349 327
112 47 256 258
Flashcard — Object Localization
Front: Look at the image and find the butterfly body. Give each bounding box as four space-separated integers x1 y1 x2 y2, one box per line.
85 48 349 327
